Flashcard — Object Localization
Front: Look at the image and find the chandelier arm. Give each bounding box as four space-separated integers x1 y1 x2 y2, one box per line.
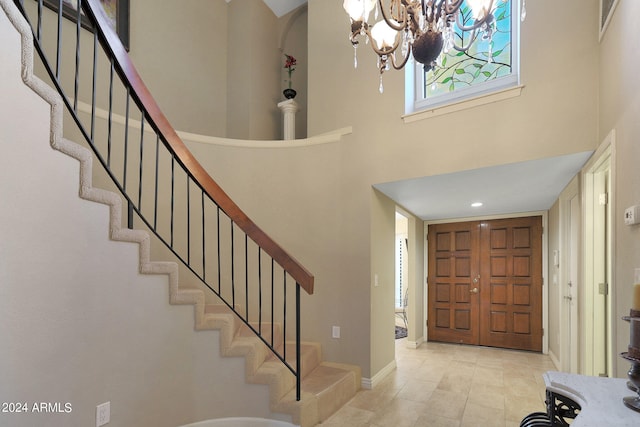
389 44 412 70
378 0 411 32
442 0 464 15
349 20 369 45
451 27 480 51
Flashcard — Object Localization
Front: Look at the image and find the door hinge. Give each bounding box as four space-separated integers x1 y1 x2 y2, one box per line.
599 193 608 206
598 282 609 295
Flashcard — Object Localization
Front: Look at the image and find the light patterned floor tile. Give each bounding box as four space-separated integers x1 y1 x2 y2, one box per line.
323 339 554 426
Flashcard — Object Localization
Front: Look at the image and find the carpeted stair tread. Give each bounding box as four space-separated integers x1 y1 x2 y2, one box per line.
264 342 322 378
276 362 361 425
301 364 355 394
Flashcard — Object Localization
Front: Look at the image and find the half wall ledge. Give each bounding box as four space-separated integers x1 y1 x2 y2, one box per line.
179 126 353 149
75 100 352 149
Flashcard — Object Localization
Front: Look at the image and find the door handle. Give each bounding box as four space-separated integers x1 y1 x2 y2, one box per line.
564 295 572 301
470 287 479 294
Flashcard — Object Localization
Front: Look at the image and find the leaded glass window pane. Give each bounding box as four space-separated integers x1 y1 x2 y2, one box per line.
410 0 519 112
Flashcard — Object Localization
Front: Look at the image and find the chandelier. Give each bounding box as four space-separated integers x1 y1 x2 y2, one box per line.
343 0 526 92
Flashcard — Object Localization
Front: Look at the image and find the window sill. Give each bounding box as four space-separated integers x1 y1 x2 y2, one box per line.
402 85 524 124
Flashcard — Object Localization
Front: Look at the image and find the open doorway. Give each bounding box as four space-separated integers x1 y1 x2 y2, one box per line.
395 211 409 339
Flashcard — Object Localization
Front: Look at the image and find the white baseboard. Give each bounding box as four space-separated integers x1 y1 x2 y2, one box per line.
361 359 397 390
548 349 561 371
405 336 424 349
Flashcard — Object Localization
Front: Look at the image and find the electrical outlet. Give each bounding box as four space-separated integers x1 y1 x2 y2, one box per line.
96 402 110 427
332 326 340 339
625 205 640 225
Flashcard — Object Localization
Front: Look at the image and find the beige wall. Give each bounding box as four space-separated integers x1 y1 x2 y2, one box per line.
226 0 280 139
598 0 640 378
130 0 229 136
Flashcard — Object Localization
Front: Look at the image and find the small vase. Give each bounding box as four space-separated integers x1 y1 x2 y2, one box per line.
283 88 297 99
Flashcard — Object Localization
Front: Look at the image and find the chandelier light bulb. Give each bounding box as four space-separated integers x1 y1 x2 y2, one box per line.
467 0 495 20
371 19 398 50
343 0 376 22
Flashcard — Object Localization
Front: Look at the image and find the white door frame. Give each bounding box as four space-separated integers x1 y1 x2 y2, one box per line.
559 176 580 373
581 130 616 376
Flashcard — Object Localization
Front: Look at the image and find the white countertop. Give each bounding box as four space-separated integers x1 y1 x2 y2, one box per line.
544 371 640 426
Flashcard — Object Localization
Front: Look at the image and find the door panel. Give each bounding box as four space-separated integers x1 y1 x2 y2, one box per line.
428 217 543 351
428 222 480 345
479 217 543 351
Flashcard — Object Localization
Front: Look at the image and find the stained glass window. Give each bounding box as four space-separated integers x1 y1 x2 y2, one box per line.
410 0 520 112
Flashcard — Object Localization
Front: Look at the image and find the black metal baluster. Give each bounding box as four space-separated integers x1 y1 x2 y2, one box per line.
55 0 62 79
36 0 42 41
258 248 262 335
201 192 206 281
73 0 81 112
296 282 301 401
217 207 221 294
107 60 114 167
271 259 274 348
127 201 133 229
187 177 191 265
123 88 130 192
153 135 159 230
137 115 145 211
90 32 97 141
170 156 175 248
245 234 248 321
283 272 287 362
231 220 235 309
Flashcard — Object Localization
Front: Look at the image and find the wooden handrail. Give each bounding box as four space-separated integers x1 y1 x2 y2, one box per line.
83 0 313 294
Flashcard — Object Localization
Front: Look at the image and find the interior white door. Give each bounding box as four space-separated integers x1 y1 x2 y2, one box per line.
568 193 579 373
592 169 609 377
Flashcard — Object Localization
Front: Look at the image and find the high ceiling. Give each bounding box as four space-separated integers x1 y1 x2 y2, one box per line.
374 151 594 221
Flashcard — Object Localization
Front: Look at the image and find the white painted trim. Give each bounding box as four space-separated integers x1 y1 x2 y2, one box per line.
405 337 423 349
580 130 616 377
548 349 561 371
402 85 524 123
75 101 352 148
361 359 396 390
558 176 580 374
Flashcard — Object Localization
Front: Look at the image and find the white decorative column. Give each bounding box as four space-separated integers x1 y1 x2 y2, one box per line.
277 99 299 140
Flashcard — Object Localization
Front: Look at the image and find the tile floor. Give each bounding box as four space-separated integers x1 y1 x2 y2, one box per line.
321 338 556 427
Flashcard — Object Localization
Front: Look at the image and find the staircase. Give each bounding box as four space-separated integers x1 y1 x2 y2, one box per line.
199 305 361 426
1 0 360 426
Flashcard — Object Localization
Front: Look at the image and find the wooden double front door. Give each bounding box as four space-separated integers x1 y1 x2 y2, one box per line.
427 216 543 352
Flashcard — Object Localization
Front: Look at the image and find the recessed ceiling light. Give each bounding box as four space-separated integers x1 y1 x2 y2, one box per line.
471 202 483 208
